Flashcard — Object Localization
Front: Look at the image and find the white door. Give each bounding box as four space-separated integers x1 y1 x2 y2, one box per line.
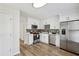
0 14 12 56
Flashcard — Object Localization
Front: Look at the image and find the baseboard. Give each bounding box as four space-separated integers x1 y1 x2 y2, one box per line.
49 43 56 46
20 39 24 42
13 51 20 56
40 41 49 45
60 48 79 55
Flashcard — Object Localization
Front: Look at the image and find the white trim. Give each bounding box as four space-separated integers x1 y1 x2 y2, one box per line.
12 51 20 56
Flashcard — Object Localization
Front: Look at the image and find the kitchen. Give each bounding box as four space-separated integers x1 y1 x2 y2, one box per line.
20 4 79 55
21 15 60 47
20 17 79 55
0 3 79 56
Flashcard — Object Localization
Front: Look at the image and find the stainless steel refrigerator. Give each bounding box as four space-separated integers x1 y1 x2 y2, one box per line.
60 20 79 54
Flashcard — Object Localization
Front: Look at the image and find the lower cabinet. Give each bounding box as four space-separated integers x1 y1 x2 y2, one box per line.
40 33 48 44
28 34 33 45
24 33 33 45
25 33 49 45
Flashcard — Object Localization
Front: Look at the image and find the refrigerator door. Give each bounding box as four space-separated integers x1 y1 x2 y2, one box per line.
67 21 79 54
68 21 79 30
60 22 68 50
60 21 79 54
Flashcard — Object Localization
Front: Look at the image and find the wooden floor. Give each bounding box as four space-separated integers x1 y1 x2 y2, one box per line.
20 40 76 56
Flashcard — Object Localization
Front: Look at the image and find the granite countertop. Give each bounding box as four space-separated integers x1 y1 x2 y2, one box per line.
26 29 59 34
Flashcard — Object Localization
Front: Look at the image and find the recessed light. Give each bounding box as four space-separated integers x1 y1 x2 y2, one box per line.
32 3 47 8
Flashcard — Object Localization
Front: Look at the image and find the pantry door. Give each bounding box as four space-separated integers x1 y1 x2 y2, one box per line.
0 14 12 56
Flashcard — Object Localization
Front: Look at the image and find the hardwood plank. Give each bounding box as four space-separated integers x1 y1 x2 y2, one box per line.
20 40 76 56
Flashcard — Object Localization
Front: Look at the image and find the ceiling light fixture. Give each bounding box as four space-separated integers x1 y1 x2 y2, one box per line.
33 3 47 8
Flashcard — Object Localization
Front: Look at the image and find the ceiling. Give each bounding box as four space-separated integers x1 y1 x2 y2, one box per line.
0 3 79 19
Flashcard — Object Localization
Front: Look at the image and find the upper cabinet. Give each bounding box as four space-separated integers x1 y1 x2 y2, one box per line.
26 17 40 29
60 14 79 22
26 16 60 29
43 17 60 29
68 21 79 30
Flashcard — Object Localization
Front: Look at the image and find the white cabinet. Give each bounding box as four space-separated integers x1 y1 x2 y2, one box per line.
68 21 79 30
27 17 40 29
24 33 33 45
56 34 60 47
40 33 49 44
29 34 33 45
24 33 29 44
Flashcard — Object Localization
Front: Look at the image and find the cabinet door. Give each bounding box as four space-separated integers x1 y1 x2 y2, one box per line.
40 33 48 44
44 34 48 44
28 34 33 45
39 34 43 42
68 21 79 30
24 33 29 44
0 14 11 56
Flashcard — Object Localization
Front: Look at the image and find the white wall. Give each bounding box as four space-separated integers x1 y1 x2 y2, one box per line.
0 5 20 55
20 14 28 40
